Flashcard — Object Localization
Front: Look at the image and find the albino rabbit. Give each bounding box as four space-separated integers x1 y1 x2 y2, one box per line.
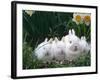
53 37 66 61
64 35 90 61
79 36 90 53
49 37 58 61
64 29 82 61
34 38 53 63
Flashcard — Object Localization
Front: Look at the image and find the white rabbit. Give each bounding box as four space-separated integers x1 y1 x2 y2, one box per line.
63 29 83 61
53 37 66 61
79 36 90 53
34 38 48 59
49 37 58 61
34 38 53 63
64 35 90 61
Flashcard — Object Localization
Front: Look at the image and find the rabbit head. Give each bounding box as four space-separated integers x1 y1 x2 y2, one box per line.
68 29 80 43
64 29 80 51
79 36 90 53
64 29 80 45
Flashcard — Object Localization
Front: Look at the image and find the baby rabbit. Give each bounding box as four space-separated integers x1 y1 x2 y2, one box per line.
34 38 53 63
49 37 59 61
79 36 90 53
64 29 82 61
53 37 66 62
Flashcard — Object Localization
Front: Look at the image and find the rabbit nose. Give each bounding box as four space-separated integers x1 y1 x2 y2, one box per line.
45 52 50 56
74 46 78 51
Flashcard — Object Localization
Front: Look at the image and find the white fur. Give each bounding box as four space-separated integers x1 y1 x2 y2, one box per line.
64 42 83 61
64 29 83 61
79 36 90 53
51 37 66 61
34 38 53 62
64 29 80 44
34 29 90 62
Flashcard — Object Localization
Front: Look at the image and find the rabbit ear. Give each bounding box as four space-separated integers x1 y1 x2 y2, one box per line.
81 36 84 40
48 38 53 43
81 36 86 41
44 38 48 42
55 37 59 43
68 29 72 35
61 37 65 42
71 29 75 35
83 36 86 41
